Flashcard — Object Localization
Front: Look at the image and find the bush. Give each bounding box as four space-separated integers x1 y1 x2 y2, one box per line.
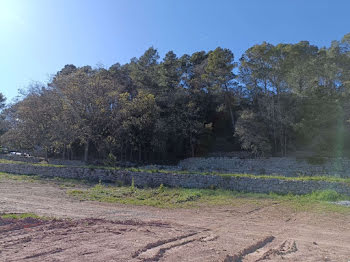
104 153 117 167
309 190 341 202
235 110 272 156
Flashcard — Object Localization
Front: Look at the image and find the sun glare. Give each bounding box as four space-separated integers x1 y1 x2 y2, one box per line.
0 1 24 30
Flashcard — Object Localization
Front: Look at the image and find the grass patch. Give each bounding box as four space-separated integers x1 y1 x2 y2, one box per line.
0 213 47 220
0 172 41 182
308 190 343 201
67 183 350 213
0 172 90 188
68 183 204 208
0 159 28 165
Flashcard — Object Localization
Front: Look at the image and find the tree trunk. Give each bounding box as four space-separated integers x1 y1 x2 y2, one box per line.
284 132 287 156
45 148 49 162
129 146 133 161
272 98 277 153
69 146 73 160
228 102 235 132
120 144 123 162
84 140 89 163
277 85 283 155
224 85 235 132
138 145 142 162
62 144 66 160
190 134 195 157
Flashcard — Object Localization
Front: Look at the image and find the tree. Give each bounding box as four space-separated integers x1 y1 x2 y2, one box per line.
235 110 271 156
129 47 160 94
3 34 350 162
1 85 56 159
204 47 237 131
238 43 299 155
0 93 7 137
117 90 159 161
50 66 115 162
0 93 6 110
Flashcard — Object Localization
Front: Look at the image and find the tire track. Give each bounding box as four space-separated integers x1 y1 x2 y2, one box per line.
133 229 217 261
224 236 275 262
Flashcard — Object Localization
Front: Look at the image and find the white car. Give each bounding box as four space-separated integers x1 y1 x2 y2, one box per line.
10 152 23 156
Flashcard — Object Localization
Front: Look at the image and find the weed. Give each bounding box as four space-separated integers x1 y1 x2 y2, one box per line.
158 183 165 193
131 177 135 191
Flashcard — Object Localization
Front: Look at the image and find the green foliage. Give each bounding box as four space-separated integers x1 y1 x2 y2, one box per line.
2 34 350 160
235 110 271 156
104 153 117 167
308 190 342 202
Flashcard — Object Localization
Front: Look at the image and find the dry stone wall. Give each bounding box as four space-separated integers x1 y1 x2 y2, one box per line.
178 157 350 177
1 163 350 196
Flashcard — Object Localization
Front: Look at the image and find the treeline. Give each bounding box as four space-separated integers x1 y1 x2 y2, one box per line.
1 34 350 162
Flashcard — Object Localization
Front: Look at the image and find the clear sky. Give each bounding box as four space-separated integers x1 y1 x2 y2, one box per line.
1 0 350 103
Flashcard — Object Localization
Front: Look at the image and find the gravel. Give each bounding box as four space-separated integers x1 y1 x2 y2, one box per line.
334 201 350 207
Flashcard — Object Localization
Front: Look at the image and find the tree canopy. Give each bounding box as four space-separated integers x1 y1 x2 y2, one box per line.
2 34 350 162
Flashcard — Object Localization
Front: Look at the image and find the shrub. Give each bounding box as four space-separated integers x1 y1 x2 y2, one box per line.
158 183 165 193
309 190 341 201
104 153 117 167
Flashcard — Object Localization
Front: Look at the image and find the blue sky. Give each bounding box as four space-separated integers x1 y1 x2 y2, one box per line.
1 0 350 102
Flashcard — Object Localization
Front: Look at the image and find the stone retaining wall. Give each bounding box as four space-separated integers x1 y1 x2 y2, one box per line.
178 157 350 177
1 163 350 196
4 154 350 178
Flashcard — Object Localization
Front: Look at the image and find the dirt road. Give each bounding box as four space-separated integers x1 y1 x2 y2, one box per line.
0 179 350 261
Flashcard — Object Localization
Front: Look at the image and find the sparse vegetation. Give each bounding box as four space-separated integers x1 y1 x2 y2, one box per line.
2 159 350 184
68 183 350 212
0 171 40 182
0 171 90 188
0 213 47 220
1 165 350 213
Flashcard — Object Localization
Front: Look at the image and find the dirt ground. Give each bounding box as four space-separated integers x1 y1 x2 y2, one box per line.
0 179 350 262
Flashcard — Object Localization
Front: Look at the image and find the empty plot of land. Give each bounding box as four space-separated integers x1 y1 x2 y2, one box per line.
0 178 350 261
